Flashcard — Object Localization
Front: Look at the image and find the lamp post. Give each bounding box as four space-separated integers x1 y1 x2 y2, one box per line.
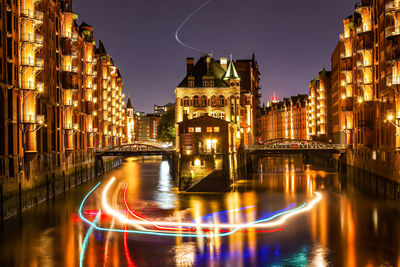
65 123 80 136
385 110 400 128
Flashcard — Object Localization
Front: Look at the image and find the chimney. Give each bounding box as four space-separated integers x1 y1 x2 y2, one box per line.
220 57 228 71
206 56 211 73
187 58 194 75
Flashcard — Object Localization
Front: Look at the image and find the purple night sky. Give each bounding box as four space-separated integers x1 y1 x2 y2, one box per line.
74 0 356 113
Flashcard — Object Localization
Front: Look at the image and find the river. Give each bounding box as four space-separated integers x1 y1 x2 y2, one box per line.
0 156 399 266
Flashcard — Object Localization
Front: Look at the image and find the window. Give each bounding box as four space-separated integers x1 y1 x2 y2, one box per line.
214 127 220 133
193 112 199 118
193 95 199 107
207 127 213 133
188 127 194 133
183 96 190 106
211 96 217 107
195 127 201 133
218 113 225 120
218 96 225 107
211 112 217 118
201 95 207 107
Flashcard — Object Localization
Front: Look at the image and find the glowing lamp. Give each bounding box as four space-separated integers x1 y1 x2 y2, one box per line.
73 123 79 130
93 128 98 133
73 100 79 107
387 110 395 121
194 159 201 166
36 115 45 125
93 111 98 116
93 97 97 103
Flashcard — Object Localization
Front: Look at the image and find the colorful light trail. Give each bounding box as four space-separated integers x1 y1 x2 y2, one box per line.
78 177 322 238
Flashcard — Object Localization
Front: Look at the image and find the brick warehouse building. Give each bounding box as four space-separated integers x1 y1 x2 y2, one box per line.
0 0 128 219
261 94 308 141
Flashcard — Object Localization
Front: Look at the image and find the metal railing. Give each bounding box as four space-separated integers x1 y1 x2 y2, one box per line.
20 8 44 22
20 33 44 45
20 57 44 69
385 1 400 14
386 26 400 39
386 76 400 86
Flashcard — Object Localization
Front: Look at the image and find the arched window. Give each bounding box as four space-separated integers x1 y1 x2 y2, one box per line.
218 112 225 120
193 95 200 107
211 112 217 118
193 112 199 118
218 95 225 107
211 95 217 107
183 96 190 107
201 95 207 107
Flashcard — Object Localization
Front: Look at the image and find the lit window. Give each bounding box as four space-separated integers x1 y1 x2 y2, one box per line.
218 113 225 120
207 127 213 133
188 127 194 133
214 127 220 132
195 127 201 133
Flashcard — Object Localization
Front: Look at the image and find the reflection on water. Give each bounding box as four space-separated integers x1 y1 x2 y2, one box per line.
0 155 399 266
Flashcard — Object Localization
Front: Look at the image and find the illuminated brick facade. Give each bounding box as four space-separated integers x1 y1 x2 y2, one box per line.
0 0 127 218
261 94 308 141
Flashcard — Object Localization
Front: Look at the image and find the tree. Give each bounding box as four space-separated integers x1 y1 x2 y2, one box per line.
157 105 176 143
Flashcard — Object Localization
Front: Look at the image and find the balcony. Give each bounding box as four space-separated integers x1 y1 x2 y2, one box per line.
356 1 371 12
20 81 43 92
20 57 44 70
387 76 400 86
63 65 78 74
342 97 354 112
86 71 97 77
20 9 44 24
356 24 372 35
20 33 44 47
341 79 352 86
340 51 352 59
339 33 351 42
385 1 400 15
63 32 78 42
386 26 400 39
356 60 372 70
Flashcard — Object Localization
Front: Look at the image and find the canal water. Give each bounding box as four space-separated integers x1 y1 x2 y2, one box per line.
0 156 399 266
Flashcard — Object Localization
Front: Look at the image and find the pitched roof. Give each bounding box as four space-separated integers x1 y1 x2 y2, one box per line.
80 21 92 28
126 98 133 109
177 56 229 88
223 56 240 80
96 40 107 54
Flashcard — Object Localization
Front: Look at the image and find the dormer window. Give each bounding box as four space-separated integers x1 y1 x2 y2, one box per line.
203 78 214 87
188 76 195 87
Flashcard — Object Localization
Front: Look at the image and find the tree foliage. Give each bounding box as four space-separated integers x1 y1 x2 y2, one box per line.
157 105 176 143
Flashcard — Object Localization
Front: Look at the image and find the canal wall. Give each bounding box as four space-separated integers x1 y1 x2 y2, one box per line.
343 164 400 200
305 151 400 200
0 151 122 221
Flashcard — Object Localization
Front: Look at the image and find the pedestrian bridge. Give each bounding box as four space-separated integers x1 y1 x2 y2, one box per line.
96 142 174 157
245 139 346 155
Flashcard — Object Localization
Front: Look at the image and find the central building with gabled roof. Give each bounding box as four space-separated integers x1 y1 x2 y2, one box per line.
175 55 244 153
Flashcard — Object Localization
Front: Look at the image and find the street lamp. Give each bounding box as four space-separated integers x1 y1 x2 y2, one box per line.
89 128 98 137
21 114 47 134
386 110 400 128
65 123 80 136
